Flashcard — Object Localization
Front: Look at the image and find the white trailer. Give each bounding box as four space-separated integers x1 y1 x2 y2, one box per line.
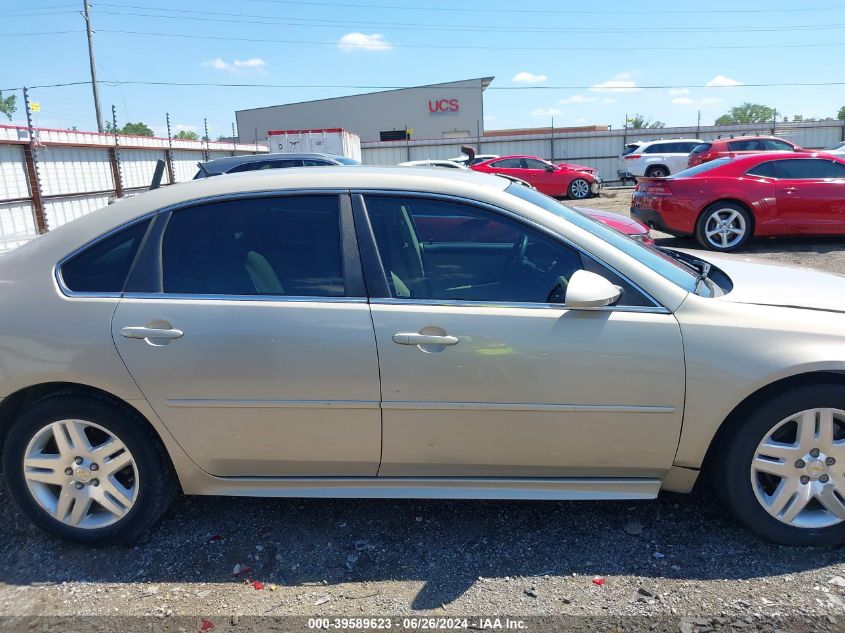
267 128 362 161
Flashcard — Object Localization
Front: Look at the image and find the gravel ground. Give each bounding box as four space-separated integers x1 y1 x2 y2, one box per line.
2 189 845 631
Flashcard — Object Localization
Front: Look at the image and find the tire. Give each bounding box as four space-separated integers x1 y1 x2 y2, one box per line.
694 201 752 252
567 178 591 200
715 382 845 546
2 393 176 545
645 166 669 178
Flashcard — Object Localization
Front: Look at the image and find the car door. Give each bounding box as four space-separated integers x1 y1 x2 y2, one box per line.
480 158 524 179
356 193 685 478
111 193 382 477
521 158 564 195
773 159 845 233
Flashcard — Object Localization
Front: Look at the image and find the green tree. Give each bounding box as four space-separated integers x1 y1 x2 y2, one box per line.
838 106 845 120
0 91 17 121
715 102 776 125
173 130 199 140
120 121 154 136
627 114 665 129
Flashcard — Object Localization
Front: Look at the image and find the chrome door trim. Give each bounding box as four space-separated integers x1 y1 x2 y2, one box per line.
353 189 666 311
120 293 367 303
381 401 676 413
164 399 380 409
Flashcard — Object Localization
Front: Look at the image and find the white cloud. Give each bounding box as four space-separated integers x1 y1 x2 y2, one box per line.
589 73 640 92
513 71 548 84
337 32 392 51
531 107 562 117
671 96 725 106
700 97 724 104
559 94 598 104
601 98 617 104
671 97 695 105
668 88 690 96
706 74 743 87
203 57 267 72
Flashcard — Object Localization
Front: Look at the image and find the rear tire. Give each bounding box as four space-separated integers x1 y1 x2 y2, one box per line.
2 394 175 545
694 201 752 252
715 383 845 546
645 166 669 178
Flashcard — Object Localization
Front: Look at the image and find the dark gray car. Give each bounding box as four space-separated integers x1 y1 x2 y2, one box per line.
194 152 360 179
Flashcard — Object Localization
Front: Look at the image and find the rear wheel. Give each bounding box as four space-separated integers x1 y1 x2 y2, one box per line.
716 383 845 546
695 202 751 252
645 166 669 178
2 394 175 544
567 178 591 200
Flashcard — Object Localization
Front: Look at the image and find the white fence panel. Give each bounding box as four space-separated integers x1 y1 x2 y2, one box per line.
0 145 30 201
38 147 114 196
172 151 202 183
0 200 37 253
44 193 111 230
122 149 169 189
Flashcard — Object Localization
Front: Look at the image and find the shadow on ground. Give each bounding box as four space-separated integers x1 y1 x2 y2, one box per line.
1 481 841 610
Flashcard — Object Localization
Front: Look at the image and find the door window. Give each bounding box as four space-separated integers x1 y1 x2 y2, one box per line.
489 158 523 168
523 158 551 170
776 159 845 179
161 196 346 297
60 219 151 293
364 195 649 306
644 143 669 154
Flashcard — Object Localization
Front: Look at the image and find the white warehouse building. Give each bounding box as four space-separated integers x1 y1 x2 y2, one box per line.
235 77 493 144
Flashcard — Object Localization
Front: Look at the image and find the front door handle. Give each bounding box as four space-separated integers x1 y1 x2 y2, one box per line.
393 332 459 346
120 326 184 341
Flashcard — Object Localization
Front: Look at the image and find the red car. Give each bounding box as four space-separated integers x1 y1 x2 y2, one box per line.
575 207 654 244
687 136 800 168
631 152 845 252
471 155 600 200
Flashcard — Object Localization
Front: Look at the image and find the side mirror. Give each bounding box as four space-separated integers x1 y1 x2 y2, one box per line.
544 164 556 172
564 270 622 308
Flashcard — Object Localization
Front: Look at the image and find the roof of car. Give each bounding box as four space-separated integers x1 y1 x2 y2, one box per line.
21 167 514 257
708 136 794 145
197 152 345 174
640 138 703 145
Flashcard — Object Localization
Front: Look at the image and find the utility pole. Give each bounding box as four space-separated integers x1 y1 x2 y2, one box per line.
81 0 104 132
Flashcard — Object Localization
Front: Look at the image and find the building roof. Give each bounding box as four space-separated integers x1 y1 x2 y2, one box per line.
235 77 495 114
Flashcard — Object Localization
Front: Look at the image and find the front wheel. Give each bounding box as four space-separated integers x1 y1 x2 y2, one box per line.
567 178 591 200
694 202 751 252
716 383 845 546
2 394 176 544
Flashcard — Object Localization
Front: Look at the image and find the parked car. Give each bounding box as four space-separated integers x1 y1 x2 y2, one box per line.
194 152 360 178
449 153 500 166
617 142 644 184
575 207 654 244
398 160 467 169
621 139 703 179
5 166 845 546
555 162 599 177
471 155 600 199
687 136 801 168
824 141 845 156
631 152 845 252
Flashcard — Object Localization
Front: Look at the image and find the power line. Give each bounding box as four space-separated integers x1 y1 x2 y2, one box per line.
91 28 845 51
89 7 845 34
237 0 842 14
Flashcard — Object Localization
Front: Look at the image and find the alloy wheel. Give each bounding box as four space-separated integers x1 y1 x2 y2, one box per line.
750 408 845 529
22 419 139 529
570 179 590 199
704 208 746 249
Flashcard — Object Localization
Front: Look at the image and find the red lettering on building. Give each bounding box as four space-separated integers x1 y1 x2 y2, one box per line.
428 99 460 113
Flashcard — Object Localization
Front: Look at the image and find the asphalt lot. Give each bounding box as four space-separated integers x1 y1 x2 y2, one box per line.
2 188 845 629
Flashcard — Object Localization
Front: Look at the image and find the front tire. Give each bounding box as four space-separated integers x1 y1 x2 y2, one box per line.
715 383 845 546
567 178 591 200
2 394 175 545
694 202 752 252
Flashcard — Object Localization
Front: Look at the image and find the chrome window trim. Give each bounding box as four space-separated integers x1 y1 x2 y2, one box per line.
354 188 665 311
370 297 669 314
121 293 366 304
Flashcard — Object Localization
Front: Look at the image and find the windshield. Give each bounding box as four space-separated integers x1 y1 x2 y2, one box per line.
505 184 698 292
332 156 361 165
670 157 731 178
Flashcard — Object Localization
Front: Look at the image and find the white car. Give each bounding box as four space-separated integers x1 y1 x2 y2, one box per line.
449 153 499 166
398 160 467 169
825 142 845 157
621 138 703 178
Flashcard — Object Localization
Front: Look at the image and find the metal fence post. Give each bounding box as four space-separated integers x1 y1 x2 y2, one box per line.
22 87 48 234
108 105 124 198
165 112 175 185
204 118 210 162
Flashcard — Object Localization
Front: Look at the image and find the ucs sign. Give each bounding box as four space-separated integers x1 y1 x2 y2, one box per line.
428 99 460 113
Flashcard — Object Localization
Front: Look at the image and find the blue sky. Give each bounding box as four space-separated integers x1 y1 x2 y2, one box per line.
4 0 844 139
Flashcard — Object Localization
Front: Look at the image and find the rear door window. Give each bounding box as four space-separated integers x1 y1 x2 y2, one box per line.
490 158 523 168
776 159 845 179
644 143 669 154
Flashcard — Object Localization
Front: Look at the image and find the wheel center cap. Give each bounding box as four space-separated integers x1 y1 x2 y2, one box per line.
73 466 92 483
806 459 826 477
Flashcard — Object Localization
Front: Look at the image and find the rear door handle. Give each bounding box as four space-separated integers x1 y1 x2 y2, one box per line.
120 326 184 341
393 332 459 346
